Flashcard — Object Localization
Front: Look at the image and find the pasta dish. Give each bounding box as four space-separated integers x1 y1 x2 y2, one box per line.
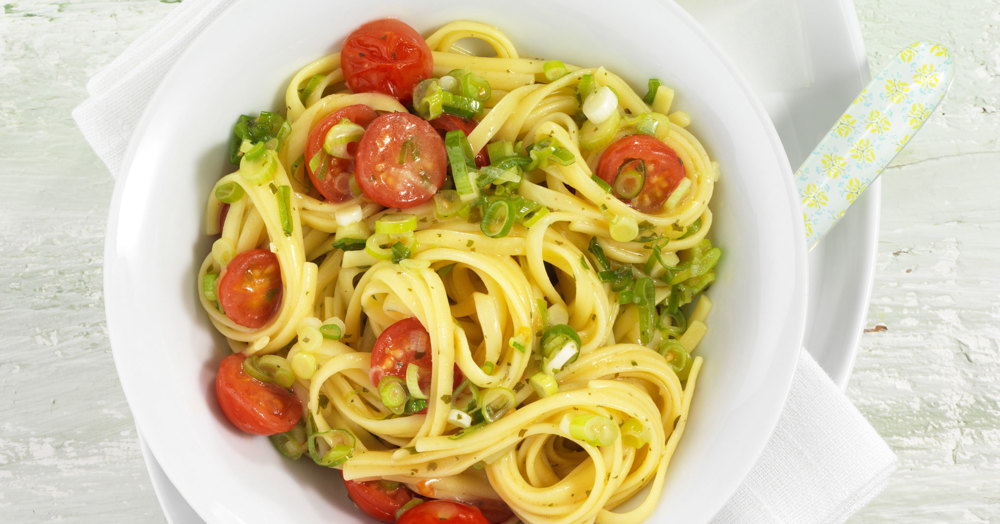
198 18 720 524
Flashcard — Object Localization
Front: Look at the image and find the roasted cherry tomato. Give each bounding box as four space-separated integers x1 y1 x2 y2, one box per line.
217 249 282 329
214 353 302 435
344 479 418 523
397 500 490 524
429 115 487 168
305 104 379 203
596 134 686 213
355 112 447 208
341 19 433 103
369 317 432 390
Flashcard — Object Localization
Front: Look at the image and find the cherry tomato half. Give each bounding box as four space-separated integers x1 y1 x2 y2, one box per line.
215 353 302 436
429 115 487 168
344 479 418 523
341 19 433 104
369 317 432 390
355 112 447 208
305 104 379 203
397 500 490 524
596 134 686 213
217 249 282 329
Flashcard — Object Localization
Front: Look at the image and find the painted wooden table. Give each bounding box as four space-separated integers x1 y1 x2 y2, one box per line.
1 0 997 522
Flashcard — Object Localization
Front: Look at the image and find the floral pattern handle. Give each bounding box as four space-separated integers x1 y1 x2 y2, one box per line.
796 41 954 249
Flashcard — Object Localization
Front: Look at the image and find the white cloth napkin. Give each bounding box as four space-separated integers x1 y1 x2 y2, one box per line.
74 1 896 522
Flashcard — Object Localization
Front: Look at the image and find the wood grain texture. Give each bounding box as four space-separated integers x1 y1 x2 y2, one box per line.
848 0 1000 521
0 0 997 522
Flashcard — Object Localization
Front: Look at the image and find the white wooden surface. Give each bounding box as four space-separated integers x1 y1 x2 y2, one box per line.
1 0 997 522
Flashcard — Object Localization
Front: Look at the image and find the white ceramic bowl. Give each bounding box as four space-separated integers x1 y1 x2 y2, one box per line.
105 0 808 522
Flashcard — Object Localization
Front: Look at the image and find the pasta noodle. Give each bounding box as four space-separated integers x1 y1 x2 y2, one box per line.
198 19 721 524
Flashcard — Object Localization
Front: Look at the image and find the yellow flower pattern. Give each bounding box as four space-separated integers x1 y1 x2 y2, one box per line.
850 138 876 162
866 110 891 134
796 41 952 248
821 153 846 178
835 114 856 137
885 79 910 104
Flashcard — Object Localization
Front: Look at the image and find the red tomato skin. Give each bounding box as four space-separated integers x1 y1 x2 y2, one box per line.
429 115 487 168
397 500 490 524
214 353 302 436
305 104 379 203
369 317 432 389
344 479 417 523
596 134 686 213
355 112 447 208
217 249 282 329
341 19 433 103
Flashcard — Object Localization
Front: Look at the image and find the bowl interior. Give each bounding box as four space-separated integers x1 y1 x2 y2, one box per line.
105 0 807 522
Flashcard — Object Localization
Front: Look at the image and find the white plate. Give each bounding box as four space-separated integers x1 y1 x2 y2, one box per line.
107 0 810 522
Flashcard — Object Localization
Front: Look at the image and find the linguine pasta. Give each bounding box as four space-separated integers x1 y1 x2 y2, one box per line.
198 20 720 524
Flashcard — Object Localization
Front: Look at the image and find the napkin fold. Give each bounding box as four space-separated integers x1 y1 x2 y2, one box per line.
74 1 896 522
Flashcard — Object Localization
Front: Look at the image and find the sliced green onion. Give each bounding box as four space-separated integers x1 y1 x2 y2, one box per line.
298 74 325 104
442 91 482 119
307 425 356 467
365 233 394 260
664 177 691 209
276 184 293 236
609 215 639 242
613 159 646 199
214 181 245 204
579 109 622 151
480 199 516 238
543 60 568 82
642 78 662 105
332 237 366 251
588 237 611 272
481 361 496 375
445 130 477 197
591 174 613 193
540 324 581 359
576 73 596 103
391 241 411 263
375 214 418 235
290 352 317 380
433 189 463 218
486 140 516 164
582 85 619 124
690 246 722 278
481 387 515 423
527 139 575 171
405 363 427 400
530 372 558 397
413 78 445 120
449 69 492 102
378 376 408 415
201 273 218 303
323 118 364 159
229 111 287 164
242 354 295 388
211 237 235 268
660 340 693 380
448 408 473 428
269 421 307 459
239 150 278 185
521 206 549 228
621 417 652 449
568 414 619 447
244 141 267 161
320 322 343 340
404 397 428 414
395 499 425 521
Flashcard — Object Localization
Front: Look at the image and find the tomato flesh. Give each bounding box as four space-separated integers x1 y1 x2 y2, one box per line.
217 249 282 329
370 317 432 391
397 500 490 524
355 112 447 208
305 104 379 203
344 479 417 523
596 134 686 213
341 19 433 103
215 353 301 436
429 115 487 168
